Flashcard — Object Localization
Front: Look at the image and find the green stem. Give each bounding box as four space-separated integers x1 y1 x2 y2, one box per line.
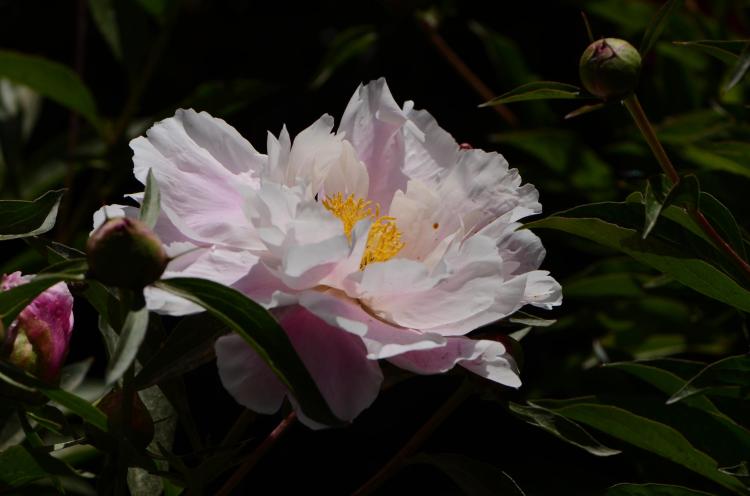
352 381 473 496
623 93 750 279
623 94 680 184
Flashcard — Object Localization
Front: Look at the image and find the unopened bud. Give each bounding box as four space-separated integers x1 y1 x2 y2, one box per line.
0 272 74 383
87 217 168 290
97 389 155 448
579 38 641 101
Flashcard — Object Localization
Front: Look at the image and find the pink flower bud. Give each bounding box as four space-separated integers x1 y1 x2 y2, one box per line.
1 272 74 383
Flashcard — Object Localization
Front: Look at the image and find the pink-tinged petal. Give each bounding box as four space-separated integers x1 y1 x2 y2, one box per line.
145 244 259 316
400 101 459 184
522 270 562 310
216 306 383 429
1 273 74 383
338 78 409 207
280 306 382 428
215 334 286 415
388 336 521 388
130 109 264 250
297 290 445 359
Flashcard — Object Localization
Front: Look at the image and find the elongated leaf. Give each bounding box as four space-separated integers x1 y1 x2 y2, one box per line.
526 204 750 312
640 0 684 56
725 42 750 92
668 355 750 405
673 40 746 65
607 483 714 495
139 169 161 229
88 0 122 60
310 26 378 89
553 403 748 494
565 102 606 120
0 361 107 431
105 306 150 384
509 402 621 456
0 50 99 128
480 81 587 107
0 272 83 328
0 190 63 240
409 453 526 496
606 362 719 414
643 175 673 239
0 445 56 488
699 192 747 260
135 312 226 389
155 278 341 426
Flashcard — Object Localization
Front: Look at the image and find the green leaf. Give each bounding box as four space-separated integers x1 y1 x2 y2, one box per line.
553 403 748 494
643 175 674 239
0 445 58 488
0 190 64 241
526 203 750 312
509 402 621 457
668 355 750 405
409 453 526 496
699 192 747 260
310 26 378 89
480 81 588 107
607 483 715 495
0 361 107 431
105 306 150 385
0 272 83 328
0 50 100 129
673 40 746 65
135 312 227 389
154 278 342 426
724 42 750 92
640 0 684 56
605 361 720 414
88 0 122 60
139 169 161 229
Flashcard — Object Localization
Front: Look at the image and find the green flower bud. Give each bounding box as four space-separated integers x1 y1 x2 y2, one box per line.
86 217 168 290
579 38 641 100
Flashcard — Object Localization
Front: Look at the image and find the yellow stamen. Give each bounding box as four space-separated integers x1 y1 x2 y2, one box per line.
322 193 404 269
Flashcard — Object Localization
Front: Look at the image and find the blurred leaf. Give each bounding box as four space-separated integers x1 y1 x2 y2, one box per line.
668 355 750 405
657 111 730 145
88 0 122 60
310 26 377 89
509 402 621 456
565 273 648 299
59 358 94 393
565 102 606 120
607 483 714 495
0 190 63 241
155 278 342 427
0 50 100 129
179 79 274 118
0 272 83 328
721 462 750 478
409 453 526 496
135 312 227 389
135 0 170 20
0 445 69 489
468 21 533 85
526 203 750 312
139 169 160 229
724 42 750 93
681 146 750 179
673 40 746 65
480 82 588 107
640 0 684 56
105 306 150 385
553 403 748 494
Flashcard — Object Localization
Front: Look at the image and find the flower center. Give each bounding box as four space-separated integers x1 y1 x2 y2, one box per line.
322 193 404 270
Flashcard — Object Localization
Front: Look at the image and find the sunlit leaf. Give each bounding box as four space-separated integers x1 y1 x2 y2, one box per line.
105 306 150 385
724 42 750 92
155 278 342 426
0 190 63 241
0 50 100 129
139 169 160 229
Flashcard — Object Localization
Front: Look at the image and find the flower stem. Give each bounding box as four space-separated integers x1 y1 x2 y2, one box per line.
215 411 296 496
352 381 473 496
623 94 680 184
623 93 750 278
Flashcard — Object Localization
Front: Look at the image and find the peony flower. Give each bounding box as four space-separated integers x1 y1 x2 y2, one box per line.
95 79 561 428
0 272 75 383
